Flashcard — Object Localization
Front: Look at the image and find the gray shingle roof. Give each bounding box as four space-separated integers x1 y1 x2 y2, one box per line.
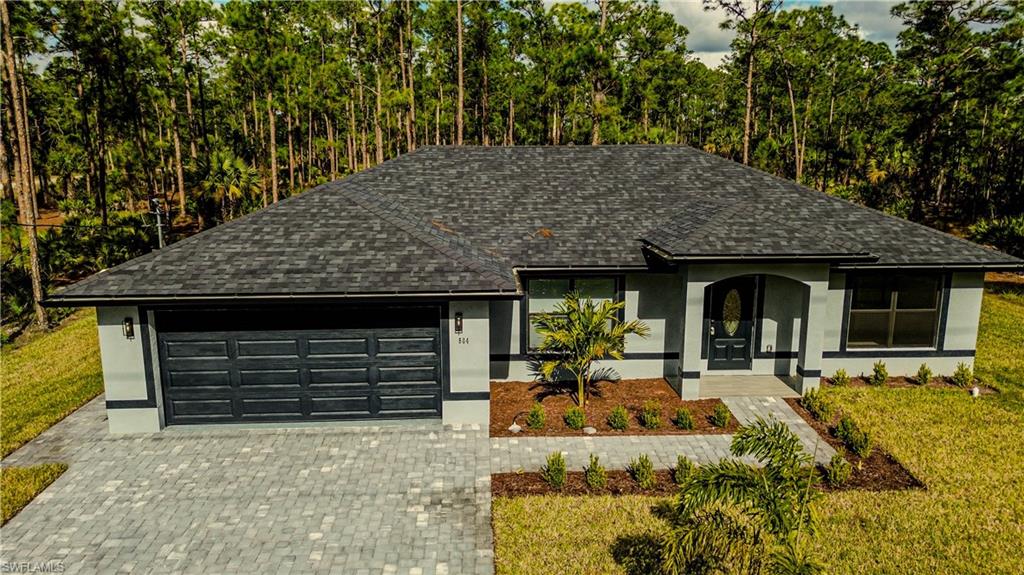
51 145 1021 302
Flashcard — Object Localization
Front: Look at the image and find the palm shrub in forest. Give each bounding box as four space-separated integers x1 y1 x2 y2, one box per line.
532 292 649 409
969 215 1024 258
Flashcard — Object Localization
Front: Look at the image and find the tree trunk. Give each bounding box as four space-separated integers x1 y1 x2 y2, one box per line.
742 27 757 165
168 83 187 218
406 0 416 151
2 0 47 328
507 97 514 145
347 97 357 172
326 113 337 180
591 0 607 146
456 0 464 146
267 89 278 204
784 74 801 182
178 24 197 159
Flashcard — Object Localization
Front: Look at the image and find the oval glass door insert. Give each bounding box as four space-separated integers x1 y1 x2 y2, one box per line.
723 289 741 336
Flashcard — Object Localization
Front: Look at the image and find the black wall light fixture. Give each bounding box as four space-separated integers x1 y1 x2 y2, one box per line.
122 317 135 340
454 312 464 334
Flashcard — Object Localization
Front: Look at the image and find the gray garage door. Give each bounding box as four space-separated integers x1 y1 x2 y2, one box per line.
155 307 443 425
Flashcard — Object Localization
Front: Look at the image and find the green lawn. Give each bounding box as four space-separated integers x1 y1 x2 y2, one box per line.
0 463 68 525
1 310 103 458
493 289 1024 575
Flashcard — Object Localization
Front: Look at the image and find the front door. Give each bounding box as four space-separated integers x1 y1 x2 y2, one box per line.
708 276 755 370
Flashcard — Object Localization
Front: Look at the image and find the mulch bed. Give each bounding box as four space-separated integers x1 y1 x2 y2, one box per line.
784 398 925 492
822 376 996 395
490 378 739 438
492 470 679 497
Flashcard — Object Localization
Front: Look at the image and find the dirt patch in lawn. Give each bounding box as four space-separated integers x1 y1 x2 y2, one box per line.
785 398 925 492
490 378 739 438
492 469 680 497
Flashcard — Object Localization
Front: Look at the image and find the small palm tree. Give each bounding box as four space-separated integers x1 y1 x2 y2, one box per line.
531 291 650 409
199 150 262 221
660 417 824 575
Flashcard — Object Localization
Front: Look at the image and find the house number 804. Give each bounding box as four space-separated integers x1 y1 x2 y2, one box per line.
458 337 471 345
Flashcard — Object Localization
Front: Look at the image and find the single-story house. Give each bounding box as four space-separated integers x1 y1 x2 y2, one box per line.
48 146 1022 433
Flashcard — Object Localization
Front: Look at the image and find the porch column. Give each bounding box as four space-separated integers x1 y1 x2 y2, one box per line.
795 276 829 394
679 274 708 400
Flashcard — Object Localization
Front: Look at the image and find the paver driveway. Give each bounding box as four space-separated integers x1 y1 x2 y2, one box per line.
1 397 493 575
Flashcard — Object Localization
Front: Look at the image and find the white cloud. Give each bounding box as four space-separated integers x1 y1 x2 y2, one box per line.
662 0 904 67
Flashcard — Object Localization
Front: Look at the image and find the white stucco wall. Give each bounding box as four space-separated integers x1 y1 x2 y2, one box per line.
96 306 161 433
444 300 490 425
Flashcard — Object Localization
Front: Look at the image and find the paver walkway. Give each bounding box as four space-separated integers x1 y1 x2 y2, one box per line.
1 396 493 575
490 396 835 472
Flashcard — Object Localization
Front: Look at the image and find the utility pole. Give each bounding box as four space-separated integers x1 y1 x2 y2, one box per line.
151 197 165 249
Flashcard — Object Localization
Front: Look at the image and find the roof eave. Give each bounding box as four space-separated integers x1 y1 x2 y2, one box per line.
42 288 523 307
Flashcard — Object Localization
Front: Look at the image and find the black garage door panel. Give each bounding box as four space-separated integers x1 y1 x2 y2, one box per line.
156 308 442 425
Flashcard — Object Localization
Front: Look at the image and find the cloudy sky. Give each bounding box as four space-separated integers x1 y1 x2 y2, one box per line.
664 0 904 67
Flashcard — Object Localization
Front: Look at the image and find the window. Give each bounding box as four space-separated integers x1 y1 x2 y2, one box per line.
846 274 941 348
526 277 618 349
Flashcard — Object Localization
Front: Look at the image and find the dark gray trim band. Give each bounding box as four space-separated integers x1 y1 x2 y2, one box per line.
680 371 702 380
937 273 952 351
795 366 821 378
823 349 975 359
445 391 491 401
106 399 158 409
138 307 158 406
753 351 798 359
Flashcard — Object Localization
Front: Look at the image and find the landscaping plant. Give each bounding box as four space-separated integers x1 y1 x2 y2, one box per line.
531 292 650 409
824 451 853 487
709 403 731 428
869 361 888 386
673 455 696 485
831 368 851 387
584 454 607 490
916 363 933 385
800 388 835 423
541 452 567 489
673 407 694 430
627 454 656 489
563 406 586 430
526 402 546 430
836 415 874 460
639 400 662 430
660 417 823 575
607 405 629 431
952 362 974 388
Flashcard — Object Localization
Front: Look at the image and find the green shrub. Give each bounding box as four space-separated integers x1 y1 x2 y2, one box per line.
823 451 853 487
541 451 567 489
628 454 656 490
526 402 546 430
831 368 851 387
968 215 1024 258
800 388 835 423
916 363 933 385
673 455 696 485
639 400 662 430
709 403 731 428
584 454 607 490
673 407 694 430
952 362 974 388
835 415 874 459
607 405 630 431
564 406 586 430
869 361 888 386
